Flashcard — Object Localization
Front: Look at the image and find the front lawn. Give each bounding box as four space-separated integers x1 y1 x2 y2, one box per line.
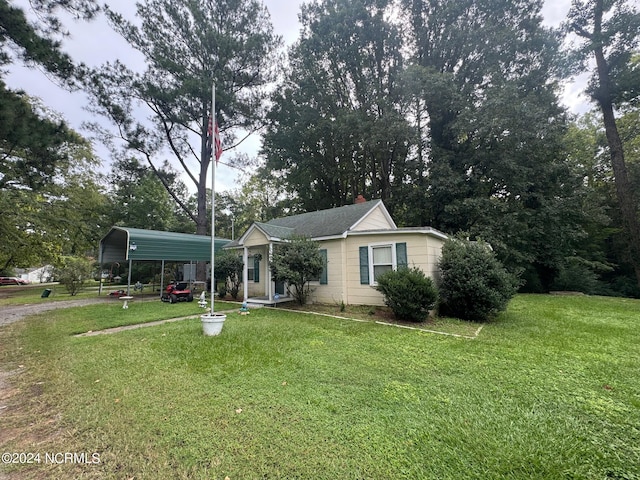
1 295 638 479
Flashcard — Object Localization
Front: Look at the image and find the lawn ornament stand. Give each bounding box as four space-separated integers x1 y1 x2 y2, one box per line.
198 291 208 308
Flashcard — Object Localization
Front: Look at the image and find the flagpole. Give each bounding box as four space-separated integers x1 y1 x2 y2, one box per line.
210 83 216 314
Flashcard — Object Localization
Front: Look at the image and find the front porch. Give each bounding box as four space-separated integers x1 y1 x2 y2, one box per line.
245 295 296 307
236 238 291 305
224 221 299 305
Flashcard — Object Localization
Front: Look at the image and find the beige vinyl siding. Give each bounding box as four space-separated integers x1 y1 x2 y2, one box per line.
309 239 347 304
351 204 395 231
344 232 445 306
244 228 269 247
345 234 387 305
245 245 268 297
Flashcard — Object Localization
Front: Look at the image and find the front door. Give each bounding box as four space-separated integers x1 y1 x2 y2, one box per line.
275 279 286 295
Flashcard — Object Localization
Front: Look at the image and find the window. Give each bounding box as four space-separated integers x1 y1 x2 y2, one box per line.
309 249 328 284
359 242 407 285
372 245 393 281
247 255 260 283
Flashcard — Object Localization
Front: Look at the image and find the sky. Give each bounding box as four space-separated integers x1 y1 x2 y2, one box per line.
6 0 587 194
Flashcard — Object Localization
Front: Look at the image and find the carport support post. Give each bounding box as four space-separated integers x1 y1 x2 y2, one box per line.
243 247 248 301
127 258 132 295
160 260 165 298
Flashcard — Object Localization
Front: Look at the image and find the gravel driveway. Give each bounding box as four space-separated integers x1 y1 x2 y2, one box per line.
0 298 111 327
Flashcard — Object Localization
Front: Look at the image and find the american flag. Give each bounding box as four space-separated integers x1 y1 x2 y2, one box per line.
207 116 222 165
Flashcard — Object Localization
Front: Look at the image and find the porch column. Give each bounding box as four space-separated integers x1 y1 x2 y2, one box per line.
243 247 249 301
267 243 273 302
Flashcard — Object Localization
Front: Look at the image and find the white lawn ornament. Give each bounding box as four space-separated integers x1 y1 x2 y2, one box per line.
198 291 208 308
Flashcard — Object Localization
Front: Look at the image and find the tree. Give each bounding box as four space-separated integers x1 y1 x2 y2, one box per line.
0 1 102 271
215 251 243 299
1 0 97 187
402 0 582 289
0 0 97 83
555 114 618 294
0 94 102 271
45 167 109 257
54 255 94 296
270 236 324 305
262 0 413 213
106 157 192 232
85 0 282 237
565 0 640 289
0 85 88 191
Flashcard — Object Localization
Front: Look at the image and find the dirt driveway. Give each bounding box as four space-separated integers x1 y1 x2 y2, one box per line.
0 295 119 479
0 297 110 327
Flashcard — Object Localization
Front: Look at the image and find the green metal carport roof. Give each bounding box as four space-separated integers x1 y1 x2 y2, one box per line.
99 226 230 263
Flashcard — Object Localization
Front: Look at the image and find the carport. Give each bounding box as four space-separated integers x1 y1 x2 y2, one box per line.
99 226 230 294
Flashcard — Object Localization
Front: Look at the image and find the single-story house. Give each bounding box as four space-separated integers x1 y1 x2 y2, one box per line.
15 265 54 284
225 198 448 306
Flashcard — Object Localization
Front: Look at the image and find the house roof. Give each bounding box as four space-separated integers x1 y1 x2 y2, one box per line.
253 222 295 240
263 199 391 238
227 199 449 249
99 226 230 263
227 200 396 248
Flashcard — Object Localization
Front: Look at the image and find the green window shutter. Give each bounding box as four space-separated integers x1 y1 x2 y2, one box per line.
319 249 328 285
254 256 260 283
396 242 408 269
359 246 369 284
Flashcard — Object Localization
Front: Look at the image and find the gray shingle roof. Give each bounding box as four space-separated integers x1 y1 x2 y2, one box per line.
254 222 295 239
265 200 383 238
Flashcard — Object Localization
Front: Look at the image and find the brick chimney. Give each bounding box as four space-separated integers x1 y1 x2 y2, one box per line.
354 194 367 204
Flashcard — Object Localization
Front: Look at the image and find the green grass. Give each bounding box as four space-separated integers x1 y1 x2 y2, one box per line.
0 282 152 306
282 302 481 337
1 294 639 479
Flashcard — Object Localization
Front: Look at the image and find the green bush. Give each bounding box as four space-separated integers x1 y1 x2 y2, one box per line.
54 256 94 296
438 238 520 321
375 267 438 322
550 259 602 295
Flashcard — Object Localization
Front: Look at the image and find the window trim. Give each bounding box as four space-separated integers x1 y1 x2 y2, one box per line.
309 248 328 285
359 242 407 286
369 242 396 286
247 255 260 283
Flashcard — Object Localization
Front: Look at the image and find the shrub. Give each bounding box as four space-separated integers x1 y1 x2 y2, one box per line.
375 267 438 322
54 256 94 296
438 238 520 321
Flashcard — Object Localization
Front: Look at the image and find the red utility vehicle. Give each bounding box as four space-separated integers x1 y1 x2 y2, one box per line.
161 282 194 304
